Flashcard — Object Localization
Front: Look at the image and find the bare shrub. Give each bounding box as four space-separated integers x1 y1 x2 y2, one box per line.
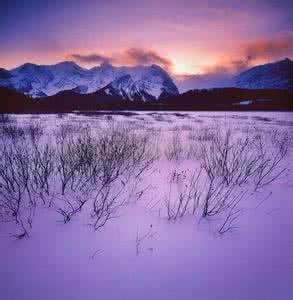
200 177 242 219
198 126 290 189
165 130 184 161
54 126 97 223
252 128 291 190
164 125 291 234
29 141 55 205
90 123 156 230
197 173 247 234
217 191 246 234
52 122 157 228
165 168 202 220
0 140 33 238
199 127 257 186
163 166 246 233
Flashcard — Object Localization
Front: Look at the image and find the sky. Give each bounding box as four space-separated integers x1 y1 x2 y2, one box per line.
0 0 292 82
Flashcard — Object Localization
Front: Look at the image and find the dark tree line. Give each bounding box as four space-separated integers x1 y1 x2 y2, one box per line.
0 86 293 113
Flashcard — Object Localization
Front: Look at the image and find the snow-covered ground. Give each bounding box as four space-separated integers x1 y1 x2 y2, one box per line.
0 111 293 300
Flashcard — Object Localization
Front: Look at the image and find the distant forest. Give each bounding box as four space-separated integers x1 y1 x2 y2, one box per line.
0 87 293 113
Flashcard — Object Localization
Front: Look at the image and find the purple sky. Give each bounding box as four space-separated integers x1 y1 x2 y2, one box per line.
0 0 292 75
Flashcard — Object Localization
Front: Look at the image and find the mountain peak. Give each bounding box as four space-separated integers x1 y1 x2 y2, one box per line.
235 58 293 91
12 63 39 72
150 64 163 69
54 60 77 66
53 61 81 69
149 64 169 74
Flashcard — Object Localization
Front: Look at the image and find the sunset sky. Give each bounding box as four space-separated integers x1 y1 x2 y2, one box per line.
0 0 292 76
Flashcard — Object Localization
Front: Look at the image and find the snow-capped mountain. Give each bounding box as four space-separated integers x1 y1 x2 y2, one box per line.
234 58 293 91
0 61 179 100
100 64 179 100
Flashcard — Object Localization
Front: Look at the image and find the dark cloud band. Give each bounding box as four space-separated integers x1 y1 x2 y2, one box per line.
68 48 173 71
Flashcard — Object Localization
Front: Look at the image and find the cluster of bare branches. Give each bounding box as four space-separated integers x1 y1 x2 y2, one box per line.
251 128 291 190
163 125 291 234
199 126 291 190
164 166 245 233
52 123 157 229
90 123 157 229
53 126 97 222
0 122 157 237
0 139 34 238
165 168 202 220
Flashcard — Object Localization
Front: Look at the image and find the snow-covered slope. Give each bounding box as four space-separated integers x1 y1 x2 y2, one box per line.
100 64 178 101
234 58 293 91
0 62 179 100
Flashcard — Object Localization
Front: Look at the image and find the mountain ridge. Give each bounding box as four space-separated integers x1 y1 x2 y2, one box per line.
234 58 293 91
0 61 179 101
1 58 292 100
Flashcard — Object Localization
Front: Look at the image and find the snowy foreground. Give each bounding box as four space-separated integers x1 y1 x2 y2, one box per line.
0 111 293 300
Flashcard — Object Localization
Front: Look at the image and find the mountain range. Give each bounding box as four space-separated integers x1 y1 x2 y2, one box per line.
0 62 179 100
0 58 292 106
